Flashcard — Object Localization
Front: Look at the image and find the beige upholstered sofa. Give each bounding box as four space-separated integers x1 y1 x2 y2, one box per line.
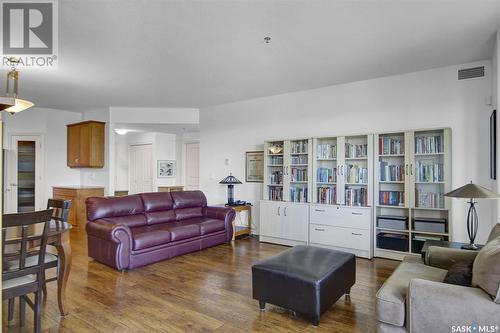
376 224 500 333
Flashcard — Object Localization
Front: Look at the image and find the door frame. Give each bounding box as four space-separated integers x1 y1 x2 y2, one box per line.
5 133 44 213
128 143 154 194
182 140 200 190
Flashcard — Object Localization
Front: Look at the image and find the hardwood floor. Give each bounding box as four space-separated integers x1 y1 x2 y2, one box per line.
2 230 398 332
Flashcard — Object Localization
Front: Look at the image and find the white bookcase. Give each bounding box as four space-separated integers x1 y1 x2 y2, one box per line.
374 128 451 260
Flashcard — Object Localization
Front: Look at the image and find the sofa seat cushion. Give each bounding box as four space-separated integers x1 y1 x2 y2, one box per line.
131 226 171 250
198 218 225 235
163 222 201 242
376 256 447 327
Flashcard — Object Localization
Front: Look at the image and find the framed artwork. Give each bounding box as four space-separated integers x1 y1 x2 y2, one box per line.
246 151 264 182
490 110 497 180
158 160 175 178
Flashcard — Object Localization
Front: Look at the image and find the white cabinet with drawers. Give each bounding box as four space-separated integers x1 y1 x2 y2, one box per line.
309 204 373 258
259 200 309 246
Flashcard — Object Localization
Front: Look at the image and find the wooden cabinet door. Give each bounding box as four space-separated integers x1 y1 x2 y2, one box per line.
78 123 91 166
67 125 81 167
89 122 105 167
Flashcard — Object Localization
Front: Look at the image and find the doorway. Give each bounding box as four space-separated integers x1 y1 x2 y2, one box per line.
6 135 43 213
128 144 153 194
184 142 199 190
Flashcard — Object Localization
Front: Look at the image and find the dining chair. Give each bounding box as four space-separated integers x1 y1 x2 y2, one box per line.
2 209 54 333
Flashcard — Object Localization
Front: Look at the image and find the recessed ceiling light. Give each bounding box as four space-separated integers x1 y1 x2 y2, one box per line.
114 128 129 135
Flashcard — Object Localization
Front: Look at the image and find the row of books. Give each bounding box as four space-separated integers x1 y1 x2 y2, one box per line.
345 143 368 158
317 186 336 204
415 135 443 154
379 191 405 206
291 140 308 154
345 187 368 206
379 137 404 155
416 161 443 182
269 171 283 185
269 187 283 201
345 164 368 184
291 168 308 182
290 187 308 202
269 155 283 165
291 155 308 164
416 190 444 208
379 162 404 182
317 167 337 183
317 143 337 159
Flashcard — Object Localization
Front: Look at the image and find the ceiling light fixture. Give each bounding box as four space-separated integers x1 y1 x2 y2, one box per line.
1 58 34 114
114 128 129 135
264 36 271 44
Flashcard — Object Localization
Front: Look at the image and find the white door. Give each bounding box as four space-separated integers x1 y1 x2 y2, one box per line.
6 135 43 213
128 144 153 194
185 142 199 190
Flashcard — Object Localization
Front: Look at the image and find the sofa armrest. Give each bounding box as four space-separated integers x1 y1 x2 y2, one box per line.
408 279 500 332
425 246 478 270
205 206 235 242
86 219 133 270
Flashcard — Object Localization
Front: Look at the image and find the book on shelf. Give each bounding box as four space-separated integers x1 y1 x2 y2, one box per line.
415 135 443 154
290 187 308 203
269 171 283 185
379 161 404 182
317 143 336 159
291 155 308 164
317 167 337 183
416 190 444 209
379 137 404 155
269 155 283 165
268 186 283 201
345 187 367 206
291 140 308 154
379 191 404 206
345 164 368 184
416 160 443 182
317 186 336 204
290 168 308 182
345 143 368 158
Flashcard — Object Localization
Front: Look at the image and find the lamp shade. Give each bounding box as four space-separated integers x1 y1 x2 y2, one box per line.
219 173 242 185
0 96 15 111
444 182 500 199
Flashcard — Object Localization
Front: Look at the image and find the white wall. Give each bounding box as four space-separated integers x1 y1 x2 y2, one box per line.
2 107 82 207
200 61 494 243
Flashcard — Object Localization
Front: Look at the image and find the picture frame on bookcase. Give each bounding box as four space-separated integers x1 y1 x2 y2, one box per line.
490 110 496 180
245 151 264 182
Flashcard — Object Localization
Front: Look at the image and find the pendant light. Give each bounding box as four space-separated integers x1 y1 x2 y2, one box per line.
1 58 34 114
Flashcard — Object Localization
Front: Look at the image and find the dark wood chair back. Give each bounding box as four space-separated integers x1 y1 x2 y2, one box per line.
47 199 71 224
2 209 53 298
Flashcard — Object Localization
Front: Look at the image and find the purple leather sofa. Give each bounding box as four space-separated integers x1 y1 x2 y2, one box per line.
85 190 235 270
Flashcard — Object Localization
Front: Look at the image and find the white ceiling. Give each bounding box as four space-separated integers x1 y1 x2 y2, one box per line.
14 0 500 111
114 122 199 134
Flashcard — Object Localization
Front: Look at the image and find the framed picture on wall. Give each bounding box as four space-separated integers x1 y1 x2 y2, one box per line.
158 160 176 178
491 110 497 180
245 151 264 182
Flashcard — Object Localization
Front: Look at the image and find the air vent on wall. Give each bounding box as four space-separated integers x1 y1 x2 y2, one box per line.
458 66 485 80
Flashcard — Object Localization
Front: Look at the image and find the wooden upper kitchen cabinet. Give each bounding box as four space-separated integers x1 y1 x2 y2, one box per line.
67 120 105 168
53 186 104 229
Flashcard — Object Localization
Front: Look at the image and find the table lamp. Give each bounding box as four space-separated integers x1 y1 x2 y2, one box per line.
219 173 242 205
444 181 500 250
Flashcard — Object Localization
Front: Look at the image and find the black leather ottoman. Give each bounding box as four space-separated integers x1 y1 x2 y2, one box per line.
252 245 356 326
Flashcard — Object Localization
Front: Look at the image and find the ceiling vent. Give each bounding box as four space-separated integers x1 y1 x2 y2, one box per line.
458 66 485 80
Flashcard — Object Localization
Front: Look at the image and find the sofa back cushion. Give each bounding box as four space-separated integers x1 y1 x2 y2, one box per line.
86 195 145 222
171 191 207 220
140 192 176 225
487 223 500 244
472 237 500 303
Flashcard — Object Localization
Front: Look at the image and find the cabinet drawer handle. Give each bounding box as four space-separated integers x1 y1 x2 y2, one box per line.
315 228 325 232
351 232 363 236
284 207 287 216
315 209 325 212
277 207 281 216
405 164 408 175
351 212 363 215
